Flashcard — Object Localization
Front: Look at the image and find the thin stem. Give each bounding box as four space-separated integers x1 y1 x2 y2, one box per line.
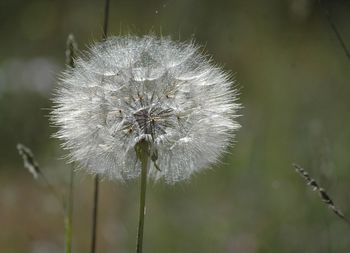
17 143 64 210
40 172 65 211
65 168 74 253
91 176 100 253
102 0 110 40
319 0 350 61
136 141 150 253
64 34 77 253
90 1 110 253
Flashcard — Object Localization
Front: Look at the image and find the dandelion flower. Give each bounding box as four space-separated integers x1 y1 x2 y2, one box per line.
51 35 240 183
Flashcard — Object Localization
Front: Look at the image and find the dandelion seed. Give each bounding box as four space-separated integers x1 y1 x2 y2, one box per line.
51 35 240 183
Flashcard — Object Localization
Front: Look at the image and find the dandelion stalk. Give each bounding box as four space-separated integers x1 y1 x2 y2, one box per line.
135 140 150 253
292 163 350 226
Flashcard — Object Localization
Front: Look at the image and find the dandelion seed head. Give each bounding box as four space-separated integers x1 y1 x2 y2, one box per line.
51 35 240 183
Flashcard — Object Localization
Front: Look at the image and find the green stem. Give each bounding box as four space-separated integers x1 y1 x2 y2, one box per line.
91 175 99 253
90 1 110 252
65 168 74 253
319 0 350 61
39 172 65 211
136 141 150 253
64 34 77 253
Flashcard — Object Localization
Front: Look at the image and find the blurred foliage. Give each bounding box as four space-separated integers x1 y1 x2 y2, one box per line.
1 0 350 252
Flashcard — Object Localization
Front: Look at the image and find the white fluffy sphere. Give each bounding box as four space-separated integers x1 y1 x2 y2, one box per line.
51 35 240 183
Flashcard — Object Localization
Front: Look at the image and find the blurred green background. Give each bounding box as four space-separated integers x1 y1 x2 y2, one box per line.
1 0 350 252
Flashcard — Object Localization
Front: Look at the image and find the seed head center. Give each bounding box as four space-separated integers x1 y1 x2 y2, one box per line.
133 105 174 138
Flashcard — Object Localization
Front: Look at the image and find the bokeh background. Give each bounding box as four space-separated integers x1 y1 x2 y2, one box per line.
1 0 350 252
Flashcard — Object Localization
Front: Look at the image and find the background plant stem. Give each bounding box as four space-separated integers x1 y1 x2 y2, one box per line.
90 176 99 253
90 1 110 253
65 167 74 253
64 34 77 253
319 0 350 61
